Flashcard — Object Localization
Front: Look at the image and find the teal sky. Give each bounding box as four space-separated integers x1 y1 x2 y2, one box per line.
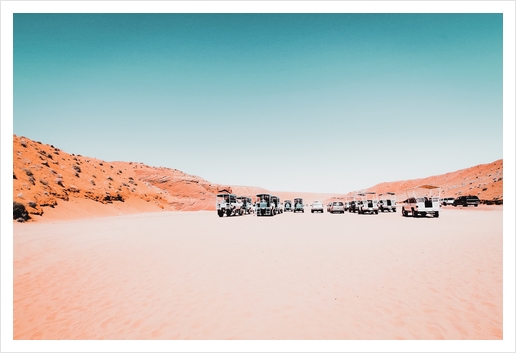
13 13 503 193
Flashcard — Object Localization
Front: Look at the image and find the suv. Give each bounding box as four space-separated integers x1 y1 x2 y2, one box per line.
329 201 345 214
453 195 480 207
311 201 324 213
284 200 293 212
440 197 455 206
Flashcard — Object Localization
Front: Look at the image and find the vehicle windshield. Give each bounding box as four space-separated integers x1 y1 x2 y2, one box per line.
333 202 343 206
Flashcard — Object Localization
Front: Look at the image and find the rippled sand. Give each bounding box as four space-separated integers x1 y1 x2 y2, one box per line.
13 207 503 343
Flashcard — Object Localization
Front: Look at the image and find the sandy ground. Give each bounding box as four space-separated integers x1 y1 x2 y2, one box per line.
12 206 503 343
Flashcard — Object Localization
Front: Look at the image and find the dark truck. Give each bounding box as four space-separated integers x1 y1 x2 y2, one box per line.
453 195 480 207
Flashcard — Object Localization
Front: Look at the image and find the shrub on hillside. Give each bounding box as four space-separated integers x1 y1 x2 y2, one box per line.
13 202 30 222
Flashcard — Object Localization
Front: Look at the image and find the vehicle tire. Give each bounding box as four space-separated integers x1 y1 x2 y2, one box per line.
402 208 406 217
218 210 224 217
412 209 417 217
474 204 478 207
375 210 378 214
435 211 439 218
226 209 232 217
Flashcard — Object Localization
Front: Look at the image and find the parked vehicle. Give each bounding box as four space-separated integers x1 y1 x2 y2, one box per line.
311 201 324 213
271 195 282 214
284 200 293 212
329 201 345 214
347 195 359 213
401 185 441 218
294 198 304 213
216 193 243 217
357 192 379 214
237 196 254 214
256 194 275 216
453 195 480 207
440 197 455 206
378 192 396 212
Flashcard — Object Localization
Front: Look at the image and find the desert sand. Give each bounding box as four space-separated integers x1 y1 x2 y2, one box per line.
13 205 502 341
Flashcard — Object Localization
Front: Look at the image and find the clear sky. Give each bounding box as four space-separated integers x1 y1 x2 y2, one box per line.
13 12 503 193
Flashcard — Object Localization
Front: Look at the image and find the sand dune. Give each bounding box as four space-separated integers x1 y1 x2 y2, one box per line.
13 207 502 340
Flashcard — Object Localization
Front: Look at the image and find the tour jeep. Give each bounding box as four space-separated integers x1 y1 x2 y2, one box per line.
401 185 441 218
293 198 304 213
378 192 397 212
256 193 275 216
237 196 254 215
357 192 379 215
216 193 243 217
284 200 293 212
347 195 359 213
271 195 282 215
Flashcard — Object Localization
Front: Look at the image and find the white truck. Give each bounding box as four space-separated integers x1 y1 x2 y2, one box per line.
256 193 275 216
237 196 254 215
216 193 243 217
294 198 305 213
271 195 282 215
378 192 396 212
311 201 324 213
357 192 379 214
401 185 441 218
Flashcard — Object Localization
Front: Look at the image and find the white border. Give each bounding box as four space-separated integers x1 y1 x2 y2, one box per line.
2 1 514 352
